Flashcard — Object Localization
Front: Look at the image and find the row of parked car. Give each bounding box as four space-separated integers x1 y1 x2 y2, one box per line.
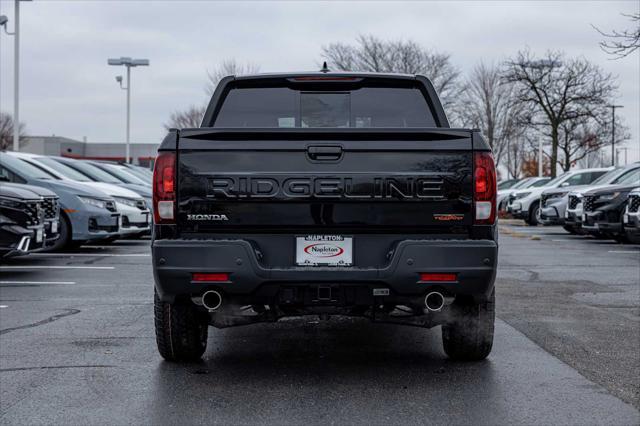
0 152 153 258
498 162 640 243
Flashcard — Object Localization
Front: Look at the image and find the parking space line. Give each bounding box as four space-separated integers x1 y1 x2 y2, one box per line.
0 305 7 308
608 250 639 254
0 266 114 270
0 281 76 285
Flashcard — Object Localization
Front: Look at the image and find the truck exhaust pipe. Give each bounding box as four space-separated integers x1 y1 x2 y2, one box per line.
202 290 223 311
424 291 445 312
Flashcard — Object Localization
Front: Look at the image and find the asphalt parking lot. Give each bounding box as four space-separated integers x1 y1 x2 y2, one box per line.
1 225 639 425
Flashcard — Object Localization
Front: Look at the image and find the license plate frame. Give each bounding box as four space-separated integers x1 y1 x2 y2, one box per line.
296 235 353 267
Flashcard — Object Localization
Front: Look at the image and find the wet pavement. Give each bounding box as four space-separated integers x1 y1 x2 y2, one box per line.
1 226 639 425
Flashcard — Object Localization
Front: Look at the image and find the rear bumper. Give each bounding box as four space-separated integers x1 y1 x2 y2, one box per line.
153 238 498 304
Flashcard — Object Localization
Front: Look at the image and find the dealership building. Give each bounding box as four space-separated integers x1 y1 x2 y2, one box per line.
19 136 159 167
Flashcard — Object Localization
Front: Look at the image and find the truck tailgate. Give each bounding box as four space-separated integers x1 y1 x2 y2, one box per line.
176 129 473 233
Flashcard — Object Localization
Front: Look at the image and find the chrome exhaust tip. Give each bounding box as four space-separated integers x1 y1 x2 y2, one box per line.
424 291 445 312
202 290 223 311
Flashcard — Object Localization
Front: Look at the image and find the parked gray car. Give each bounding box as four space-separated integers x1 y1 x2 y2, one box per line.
116 162 153 182
88 161 149 186
51 157 152 209
0 152 120 249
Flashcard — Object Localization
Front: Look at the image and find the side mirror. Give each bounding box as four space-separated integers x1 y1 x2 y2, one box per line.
0 175 9 182
560 182 570 187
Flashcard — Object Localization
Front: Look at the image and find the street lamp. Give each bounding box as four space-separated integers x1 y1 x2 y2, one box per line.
1 0 32 153
107 57 149 164
606 104 623 166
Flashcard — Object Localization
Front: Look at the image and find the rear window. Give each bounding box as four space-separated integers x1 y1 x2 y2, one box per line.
213 86 436 128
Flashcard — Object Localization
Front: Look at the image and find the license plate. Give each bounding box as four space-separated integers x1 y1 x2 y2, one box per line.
51 221 58 233
36 228 43 243
582 214 587 222
623 214 629 224
296 235 353 266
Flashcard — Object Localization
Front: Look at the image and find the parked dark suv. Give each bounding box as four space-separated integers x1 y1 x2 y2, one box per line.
581 168 640 243
1 182 60 250
0 185 46 258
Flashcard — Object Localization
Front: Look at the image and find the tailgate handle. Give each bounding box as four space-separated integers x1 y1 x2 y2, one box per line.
307 145 343 161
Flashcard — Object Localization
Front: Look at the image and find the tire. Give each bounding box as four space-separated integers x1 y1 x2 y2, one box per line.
527 201 540 226
613 212 631 244
613 234 630 244
154 290 208 362
442 290 495 361
49 214 71 251
563 225 579 235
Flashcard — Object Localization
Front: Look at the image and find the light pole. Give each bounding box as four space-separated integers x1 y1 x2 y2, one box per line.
607 104 623 166
107 57 149 164
1 0 32 152
538 138 543 177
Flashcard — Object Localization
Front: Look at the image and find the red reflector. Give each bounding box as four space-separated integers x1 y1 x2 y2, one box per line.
419 273 457 282
192 273 230 282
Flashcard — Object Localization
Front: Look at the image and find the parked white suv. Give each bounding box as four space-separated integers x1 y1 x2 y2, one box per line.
497 177 550 211
507 168 611 225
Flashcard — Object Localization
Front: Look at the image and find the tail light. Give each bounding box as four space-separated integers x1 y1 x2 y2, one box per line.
153 152 176 224
474 152 496 224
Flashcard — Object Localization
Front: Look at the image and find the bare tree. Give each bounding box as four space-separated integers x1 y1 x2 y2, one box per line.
206 59 261 96
458 62 526 169
164 105 206 131
505 137 525 179
0 112 26 151
555 110 628 171
593 12 640 59
322 35 463 111
165 59 260 130
503 50 617 177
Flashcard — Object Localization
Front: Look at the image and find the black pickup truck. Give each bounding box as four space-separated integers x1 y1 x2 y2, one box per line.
152 72 498 362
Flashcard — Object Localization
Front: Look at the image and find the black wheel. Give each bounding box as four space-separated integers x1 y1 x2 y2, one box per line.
67 240 87 250
563 225 580 235
613 211 631 244
442 290 495 361
154 290 208 362
527 201 540 226
49 214 71 251
613 234 630 244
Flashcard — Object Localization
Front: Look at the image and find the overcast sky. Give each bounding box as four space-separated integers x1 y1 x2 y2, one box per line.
0 0 638 162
